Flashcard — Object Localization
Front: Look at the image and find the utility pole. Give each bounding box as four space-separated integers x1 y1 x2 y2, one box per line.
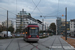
56 19 57 35
45 23 46 31
20 15 22 33
42 19 44 36
7 10 8 37
65 7 67 40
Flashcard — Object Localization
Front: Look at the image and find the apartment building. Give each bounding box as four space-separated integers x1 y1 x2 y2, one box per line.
70 19 75 37
2 20 13 28
16 9 45 32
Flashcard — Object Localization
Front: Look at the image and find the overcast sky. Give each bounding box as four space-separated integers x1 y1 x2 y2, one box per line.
0 0 75 26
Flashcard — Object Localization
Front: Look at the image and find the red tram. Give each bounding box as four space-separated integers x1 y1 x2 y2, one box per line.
23 24 39 42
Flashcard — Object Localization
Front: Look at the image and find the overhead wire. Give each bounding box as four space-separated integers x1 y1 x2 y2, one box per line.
0 0 17 27
0 14 6 17
0 6 17 20
0 7 17 22
57 0 59 17
0 7 8 11
44 0 60 18
31 0 41 13
0 13 6 16
31 0 43 15
44 0 60 17
0 7 17 15
16 0 17 14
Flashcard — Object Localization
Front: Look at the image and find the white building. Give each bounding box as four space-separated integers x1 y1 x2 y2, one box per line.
28 19 43 31
70 19 75 37
16 9 44 31
2 20 13 28
16 9 30 30
0 22 2 25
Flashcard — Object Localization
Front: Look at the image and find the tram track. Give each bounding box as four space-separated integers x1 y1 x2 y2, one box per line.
29 36 53 50
5 39 14 50
49 36 65 50
5 36 55 50
17 39 20 50
49 37 56 50
18 36 52 50
4 36 59 50
5 38 21 50
30 43 40 50
58 37 65 50
2 35 73 50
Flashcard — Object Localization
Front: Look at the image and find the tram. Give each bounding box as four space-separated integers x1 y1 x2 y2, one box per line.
23 24 39 42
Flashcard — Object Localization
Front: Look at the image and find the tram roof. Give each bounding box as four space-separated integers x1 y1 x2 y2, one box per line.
28 24 38 25
27 25 39 27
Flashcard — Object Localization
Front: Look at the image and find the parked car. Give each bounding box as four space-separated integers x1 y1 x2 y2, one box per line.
43 33 46 37
16 34 20 36
13 34 20 37
0 31 12 38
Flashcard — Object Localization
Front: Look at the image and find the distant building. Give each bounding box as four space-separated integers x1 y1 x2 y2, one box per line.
70 19 75 37
56 17 70 35
16 9 43 32
56 17 62 35
16 9 30 31
2 20 13 28
0 21 2 25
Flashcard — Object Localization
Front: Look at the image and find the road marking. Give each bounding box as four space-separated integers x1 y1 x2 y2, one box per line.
49 46 75 49
49 46 62 48
63 46 75 49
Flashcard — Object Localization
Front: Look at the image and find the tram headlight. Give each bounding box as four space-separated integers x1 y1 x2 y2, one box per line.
26 32 27 34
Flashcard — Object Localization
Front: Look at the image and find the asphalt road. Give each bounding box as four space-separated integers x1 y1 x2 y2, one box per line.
0 35 75 50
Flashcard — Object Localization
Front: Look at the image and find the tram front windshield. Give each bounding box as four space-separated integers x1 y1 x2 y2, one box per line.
29 27 38 35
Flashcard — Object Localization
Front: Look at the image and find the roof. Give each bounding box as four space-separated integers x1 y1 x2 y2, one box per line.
36 20 42 24
28 24 37 25
70 19 75 21
27 25 39 27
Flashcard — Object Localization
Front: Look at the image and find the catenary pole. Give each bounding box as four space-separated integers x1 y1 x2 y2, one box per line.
7 10 8 37
65 7 67 40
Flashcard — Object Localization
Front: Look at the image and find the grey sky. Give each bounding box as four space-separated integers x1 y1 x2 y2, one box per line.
0 0 75 26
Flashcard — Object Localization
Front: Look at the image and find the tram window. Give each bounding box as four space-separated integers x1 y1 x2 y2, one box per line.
29 28 38 35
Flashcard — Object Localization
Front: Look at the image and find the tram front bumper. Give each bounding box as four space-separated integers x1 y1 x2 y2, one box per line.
27 38 39 41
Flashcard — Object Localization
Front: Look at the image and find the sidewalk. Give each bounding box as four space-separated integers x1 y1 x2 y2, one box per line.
49 35 75 50
61 36 75 48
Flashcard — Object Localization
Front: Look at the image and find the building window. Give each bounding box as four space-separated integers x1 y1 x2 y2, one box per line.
74 26 75 28
67 22 68 24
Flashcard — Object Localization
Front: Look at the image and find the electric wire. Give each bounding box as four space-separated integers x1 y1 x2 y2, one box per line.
31 0 41 13
0 7 17 15
31 0 42 15
0 14 6 17
0 6 17 20
57 0 59 17
16 0 17 14
32 0 42 14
